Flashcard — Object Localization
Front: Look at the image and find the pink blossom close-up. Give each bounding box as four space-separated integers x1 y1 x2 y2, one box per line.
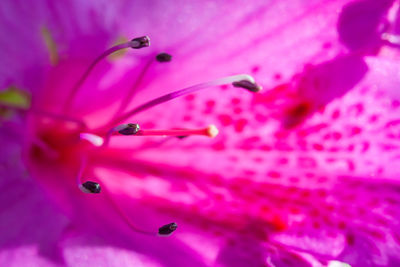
1 0 400 266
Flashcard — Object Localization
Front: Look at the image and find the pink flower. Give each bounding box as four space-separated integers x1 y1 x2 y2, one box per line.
1 0 400 266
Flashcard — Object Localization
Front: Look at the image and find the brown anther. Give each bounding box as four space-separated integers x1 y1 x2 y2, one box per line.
156 53 172 62
232 80 262 92
131 36 151 49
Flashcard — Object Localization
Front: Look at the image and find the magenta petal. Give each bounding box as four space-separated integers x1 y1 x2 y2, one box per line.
0 179 68 266
2 0 400 266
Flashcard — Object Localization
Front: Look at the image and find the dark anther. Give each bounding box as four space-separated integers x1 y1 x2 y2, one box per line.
82 181 101 194
131 36 151 49
232 80 262 92
156 53 172 62
176 135 188 139
158 222 178 236
118 123 140 135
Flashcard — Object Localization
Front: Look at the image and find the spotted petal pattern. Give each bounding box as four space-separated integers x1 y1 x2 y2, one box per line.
1 0 400 266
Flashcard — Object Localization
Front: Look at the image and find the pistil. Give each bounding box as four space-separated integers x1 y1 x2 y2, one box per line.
101 123 218 147
130 125 219 138
74 148 178 236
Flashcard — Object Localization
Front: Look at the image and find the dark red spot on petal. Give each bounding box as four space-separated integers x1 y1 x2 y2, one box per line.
253 157 263 163
298 157 317 168
234 119 247 133
212 142 225 151
313 221 321 229
251 65 260 73
275 131 289 139
322 42 332 49
347 160 355 171
317 189 327 198
267 171 281 179
231 98 240 105
255 113 268 123
348 103 364 116
278 158 289 165
350 126 362 136
338 221 346 230
260 205 270 213
206 100 215 108
301 190 311 198
313 143 324 151
270 215 287 231
369 114 379 122
290 207 301 214
218 114 233 126
332 132 342 140
234 107 242 114
284 102 313 128
274 73 282 80
261 145 272 151
185 95 195 101
331 109 340 119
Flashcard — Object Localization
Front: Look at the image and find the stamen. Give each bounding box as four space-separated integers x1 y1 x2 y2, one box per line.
107 74 261 127
115 123 141 135
63 36 151 112
101 123 139 147
75 115 176 235
130 36 151 49
112 52 172 119
110 124 219 138
158 222 178 236
156 52 172 62
80 181 101 194
76 155 100 194
112 52 171 120
75 154 177 235
112 59 154 119
104 188 178 237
